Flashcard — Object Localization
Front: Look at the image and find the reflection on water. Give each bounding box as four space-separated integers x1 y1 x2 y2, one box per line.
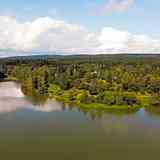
0 81 160 117
0 97 64 113
0 82 64 113
0 82 160 160
145 106 160 117
0 97 29 113
0 82 24 98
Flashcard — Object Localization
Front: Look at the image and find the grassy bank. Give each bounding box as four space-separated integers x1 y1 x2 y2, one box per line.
51 93 142 112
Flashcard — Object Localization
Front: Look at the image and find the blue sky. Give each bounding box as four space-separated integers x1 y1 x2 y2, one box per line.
1 0 159 36
0 0 160 56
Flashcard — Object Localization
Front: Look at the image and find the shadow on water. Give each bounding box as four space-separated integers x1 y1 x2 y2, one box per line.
25 93 48 106
54 102 140 120
145 105 160 117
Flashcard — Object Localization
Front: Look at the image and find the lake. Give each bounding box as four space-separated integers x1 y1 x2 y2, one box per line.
0 81 160 160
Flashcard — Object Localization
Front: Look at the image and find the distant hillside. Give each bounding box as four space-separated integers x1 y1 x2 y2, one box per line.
1 54 160 65
2 53 160 60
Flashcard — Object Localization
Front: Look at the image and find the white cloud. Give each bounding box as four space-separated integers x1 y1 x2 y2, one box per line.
0 16 98 55
97 27 160 53
0 16 160 56
95 0 135 14
98 27 131 51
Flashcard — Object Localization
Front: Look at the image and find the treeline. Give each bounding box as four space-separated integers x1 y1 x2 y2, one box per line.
2 54 160 110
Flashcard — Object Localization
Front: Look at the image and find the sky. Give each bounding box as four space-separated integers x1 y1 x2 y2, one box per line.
0 0 160 56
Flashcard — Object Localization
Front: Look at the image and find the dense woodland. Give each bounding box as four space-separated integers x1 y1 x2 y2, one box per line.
1 54 160 111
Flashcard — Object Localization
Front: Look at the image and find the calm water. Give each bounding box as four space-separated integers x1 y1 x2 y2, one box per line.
0 82 160 160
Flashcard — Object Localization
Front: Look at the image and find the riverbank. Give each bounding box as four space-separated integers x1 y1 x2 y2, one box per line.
0 81 159 114
51 94 142 112
47 83 155 112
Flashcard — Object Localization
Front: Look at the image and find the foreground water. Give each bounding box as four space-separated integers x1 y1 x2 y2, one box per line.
0 82 160 160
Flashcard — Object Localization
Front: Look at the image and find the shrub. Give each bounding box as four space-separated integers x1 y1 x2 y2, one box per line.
150 95 160 106
48 84 62 97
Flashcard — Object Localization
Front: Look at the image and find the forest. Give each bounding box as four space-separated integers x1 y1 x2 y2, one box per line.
1 54 160 111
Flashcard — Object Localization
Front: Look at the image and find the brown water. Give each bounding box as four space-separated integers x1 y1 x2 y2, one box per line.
0 82 160 160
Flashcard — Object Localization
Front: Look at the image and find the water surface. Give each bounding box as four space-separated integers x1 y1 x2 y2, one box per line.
0 82 160 160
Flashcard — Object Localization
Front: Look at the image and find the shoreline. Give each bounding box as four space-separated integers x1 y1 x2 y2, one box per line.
53 95 142 112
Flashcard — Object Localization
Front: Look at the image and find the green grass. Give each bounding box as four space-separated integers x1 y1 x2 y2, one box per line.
52 94 141 112
79 103 141 111
49 89 156 112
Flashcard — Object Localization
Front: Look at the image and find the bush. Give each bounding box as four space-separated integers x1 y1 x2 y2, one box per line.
102 91 116 105
120 92 139 105
48 84 62 97
150 95 160 106
100 91 139 106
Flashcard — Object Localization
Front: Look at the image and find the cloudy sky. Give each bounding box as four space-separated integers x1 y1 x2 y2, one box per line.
0 0 160 57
